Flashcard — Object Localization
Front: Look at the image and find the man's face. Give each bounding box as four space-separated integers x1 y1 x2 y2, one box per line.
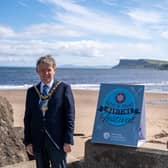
37 63 55 84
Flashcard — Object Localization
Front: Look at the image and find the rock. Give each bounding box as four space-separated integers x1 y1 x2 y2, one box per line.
0 96 28 167
0 96 13 127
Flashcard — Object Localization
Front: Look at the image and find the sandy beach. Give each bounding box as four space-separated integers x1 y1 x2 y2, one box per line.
0 89 168 160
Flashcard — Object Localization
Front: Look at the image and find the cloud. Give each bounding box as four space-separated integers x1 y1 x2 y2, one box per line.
1 0 168 41
57 12 151 40
17 0 29 8
0 40 105 58
161 31 168 39
0 0 151 40
56 40 106 57
38 0 91 16
128 9 161 23
0 39 166 67
1 0 168 67
102 0 118 6
0 25 15 38
0 23 86 40
20 23 86 38
35 0 151 40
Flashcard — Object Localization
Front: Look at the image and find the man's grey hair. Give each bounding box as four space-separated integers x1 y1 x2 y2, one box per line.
36 54 56 71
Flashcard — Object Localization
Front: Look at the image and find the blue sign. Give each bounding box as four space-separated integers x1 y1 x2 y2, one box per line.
92 84 145 147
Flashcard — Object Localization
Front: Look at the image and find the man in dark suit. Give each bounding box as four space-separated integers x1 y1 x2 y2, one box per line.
24 55 75 168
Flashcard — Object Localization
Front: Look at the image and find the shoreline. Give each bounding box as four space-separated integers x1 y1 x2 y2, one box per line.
1 84 168 94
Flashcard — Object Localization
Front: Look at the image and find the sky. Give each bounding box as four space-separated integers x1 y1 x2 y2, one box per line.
1 0 168 67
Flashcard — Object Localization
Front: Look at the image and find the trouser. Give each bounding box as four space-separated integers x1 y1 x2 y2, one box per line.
35 135 66 168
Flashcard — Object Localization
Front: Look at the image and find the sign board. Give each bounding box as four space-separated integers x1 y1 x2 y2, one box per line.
92 83 146 147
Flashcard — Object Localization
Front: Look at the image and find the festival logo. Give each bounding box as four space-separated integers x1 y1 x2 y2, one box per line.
98 88 138 126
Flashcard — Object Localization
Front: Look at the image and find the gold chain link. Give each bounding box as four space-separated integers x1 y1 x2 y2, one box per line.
34 81 62 100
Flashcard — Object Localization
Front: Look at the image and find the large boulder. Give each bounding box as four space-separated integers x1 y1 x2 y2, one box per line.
0 96 28 167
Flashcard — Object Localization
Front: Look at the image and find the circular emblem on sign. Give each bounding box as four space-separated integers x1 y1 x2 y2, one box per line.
115 93 125 103
99 88 136 126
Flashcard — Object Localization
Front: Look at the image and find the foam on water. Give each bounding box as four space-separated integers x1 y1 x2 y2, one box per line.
1 83 168 93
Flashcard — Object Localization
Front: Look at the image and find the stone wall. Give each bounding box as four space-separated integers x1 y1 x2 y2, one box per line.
82 139 168 168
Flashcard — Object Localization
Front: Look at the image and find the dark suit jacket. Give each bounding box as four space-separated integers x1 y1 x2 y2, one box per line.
24 81 75 153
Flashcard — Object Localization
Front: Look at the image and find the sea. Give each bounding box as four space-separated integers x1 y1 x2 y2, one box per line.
1 67 168 93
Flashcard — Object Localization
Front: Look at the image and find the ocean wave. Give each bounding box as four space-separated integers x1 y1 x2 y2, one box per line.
71 84 100 90
0 84 100 90
0 83 168 93
0 85 32 90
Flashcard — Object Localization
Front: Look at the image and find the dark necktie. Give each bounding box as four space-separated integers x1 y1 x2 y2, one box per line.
39 84 49 116
43 84 48 96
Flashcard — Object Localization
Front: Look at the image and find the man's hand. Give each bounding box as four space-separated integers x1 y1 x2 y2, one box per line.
63 143 72 153
26 144 34 156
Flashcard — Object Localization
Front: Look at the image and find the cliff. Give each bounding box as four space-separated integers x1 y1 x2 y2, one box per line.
113 59 168 70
